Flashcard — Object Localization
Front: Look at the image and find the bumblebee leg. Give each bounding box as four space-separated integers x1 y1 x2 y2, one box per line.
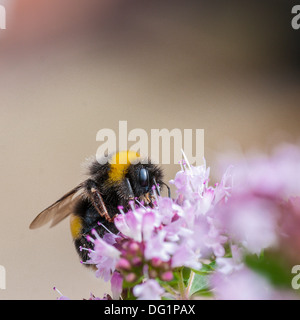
86 180 114 223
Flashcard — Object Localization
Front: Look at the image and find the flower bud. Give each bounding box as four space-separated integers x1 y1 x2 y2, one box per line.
132 257 142 267
125 273 136 283
116 258 131 270
151 257 162 268
129 242 140 254
161 271 173 282
149 269 158 279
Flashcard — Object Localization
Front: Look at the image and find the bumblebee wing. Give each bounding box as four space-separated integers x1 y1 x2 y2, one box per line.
29 183 85 229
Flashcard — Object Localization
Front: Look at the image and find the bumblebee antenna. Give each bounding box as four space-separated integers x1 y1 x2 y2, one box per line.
153 178 161 196
125 178 135 200
160 181 171 198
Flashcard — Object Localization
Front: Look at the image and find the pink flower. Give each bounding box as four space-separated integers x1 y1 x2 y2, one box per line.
187 215 226 259
213 166 233 204
114 210 143 242
111 271 123 300
170 170 190 195
163 215 193 242
144 230 177 262
197 187 215 215
53 287 70 300
80 144 300 300
87 293 110 300
171 243 201 270
133 279 165 300
86 230 120 281
211 267 296 300
158 197 181 225
170 162 210 200
213 195 278 254
114 208 159 243
141 210 157 241
278 196 300 263
56 296 70 300
215 246 244 275
221 144 300 199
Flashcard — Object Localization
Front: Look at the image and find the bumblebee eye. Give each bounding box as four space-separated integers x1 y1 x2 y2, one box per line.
139 168 149 188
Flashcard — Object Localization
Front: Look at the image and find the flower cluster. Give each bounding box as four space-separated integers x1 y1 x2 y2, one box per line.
55 143 300 300
84 159 224 299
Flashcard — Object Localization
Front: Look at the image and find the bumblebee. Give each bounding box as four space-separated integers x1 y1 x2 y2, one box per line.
29 151 169 263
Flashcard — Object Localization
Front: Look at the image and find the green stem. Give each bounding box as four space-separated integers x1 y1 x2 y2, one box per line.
185 270 195 299
161 283 178 297
177 268 186 300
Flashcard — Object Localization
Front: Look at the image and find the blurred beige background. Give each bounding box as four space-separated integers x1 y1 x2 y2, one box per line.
0 0 299 299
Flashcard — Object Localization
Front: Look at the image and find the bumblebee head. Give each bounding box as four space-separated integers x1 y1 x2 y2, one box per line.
89 151 165 209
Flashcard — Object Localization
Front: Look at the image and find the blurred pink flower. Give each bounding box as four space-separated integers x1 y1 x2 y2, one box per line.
215 245 244 275
171 242 202 269
111 271 123 300
133 279 165 300
226 144 300 199
211 267 296 300
212 195 279 254
278 196 300 263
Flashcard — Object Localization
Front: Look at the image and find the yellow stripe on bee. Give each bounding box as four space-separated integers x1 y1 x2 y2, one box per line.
70 214 82 239
108 151 140 182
